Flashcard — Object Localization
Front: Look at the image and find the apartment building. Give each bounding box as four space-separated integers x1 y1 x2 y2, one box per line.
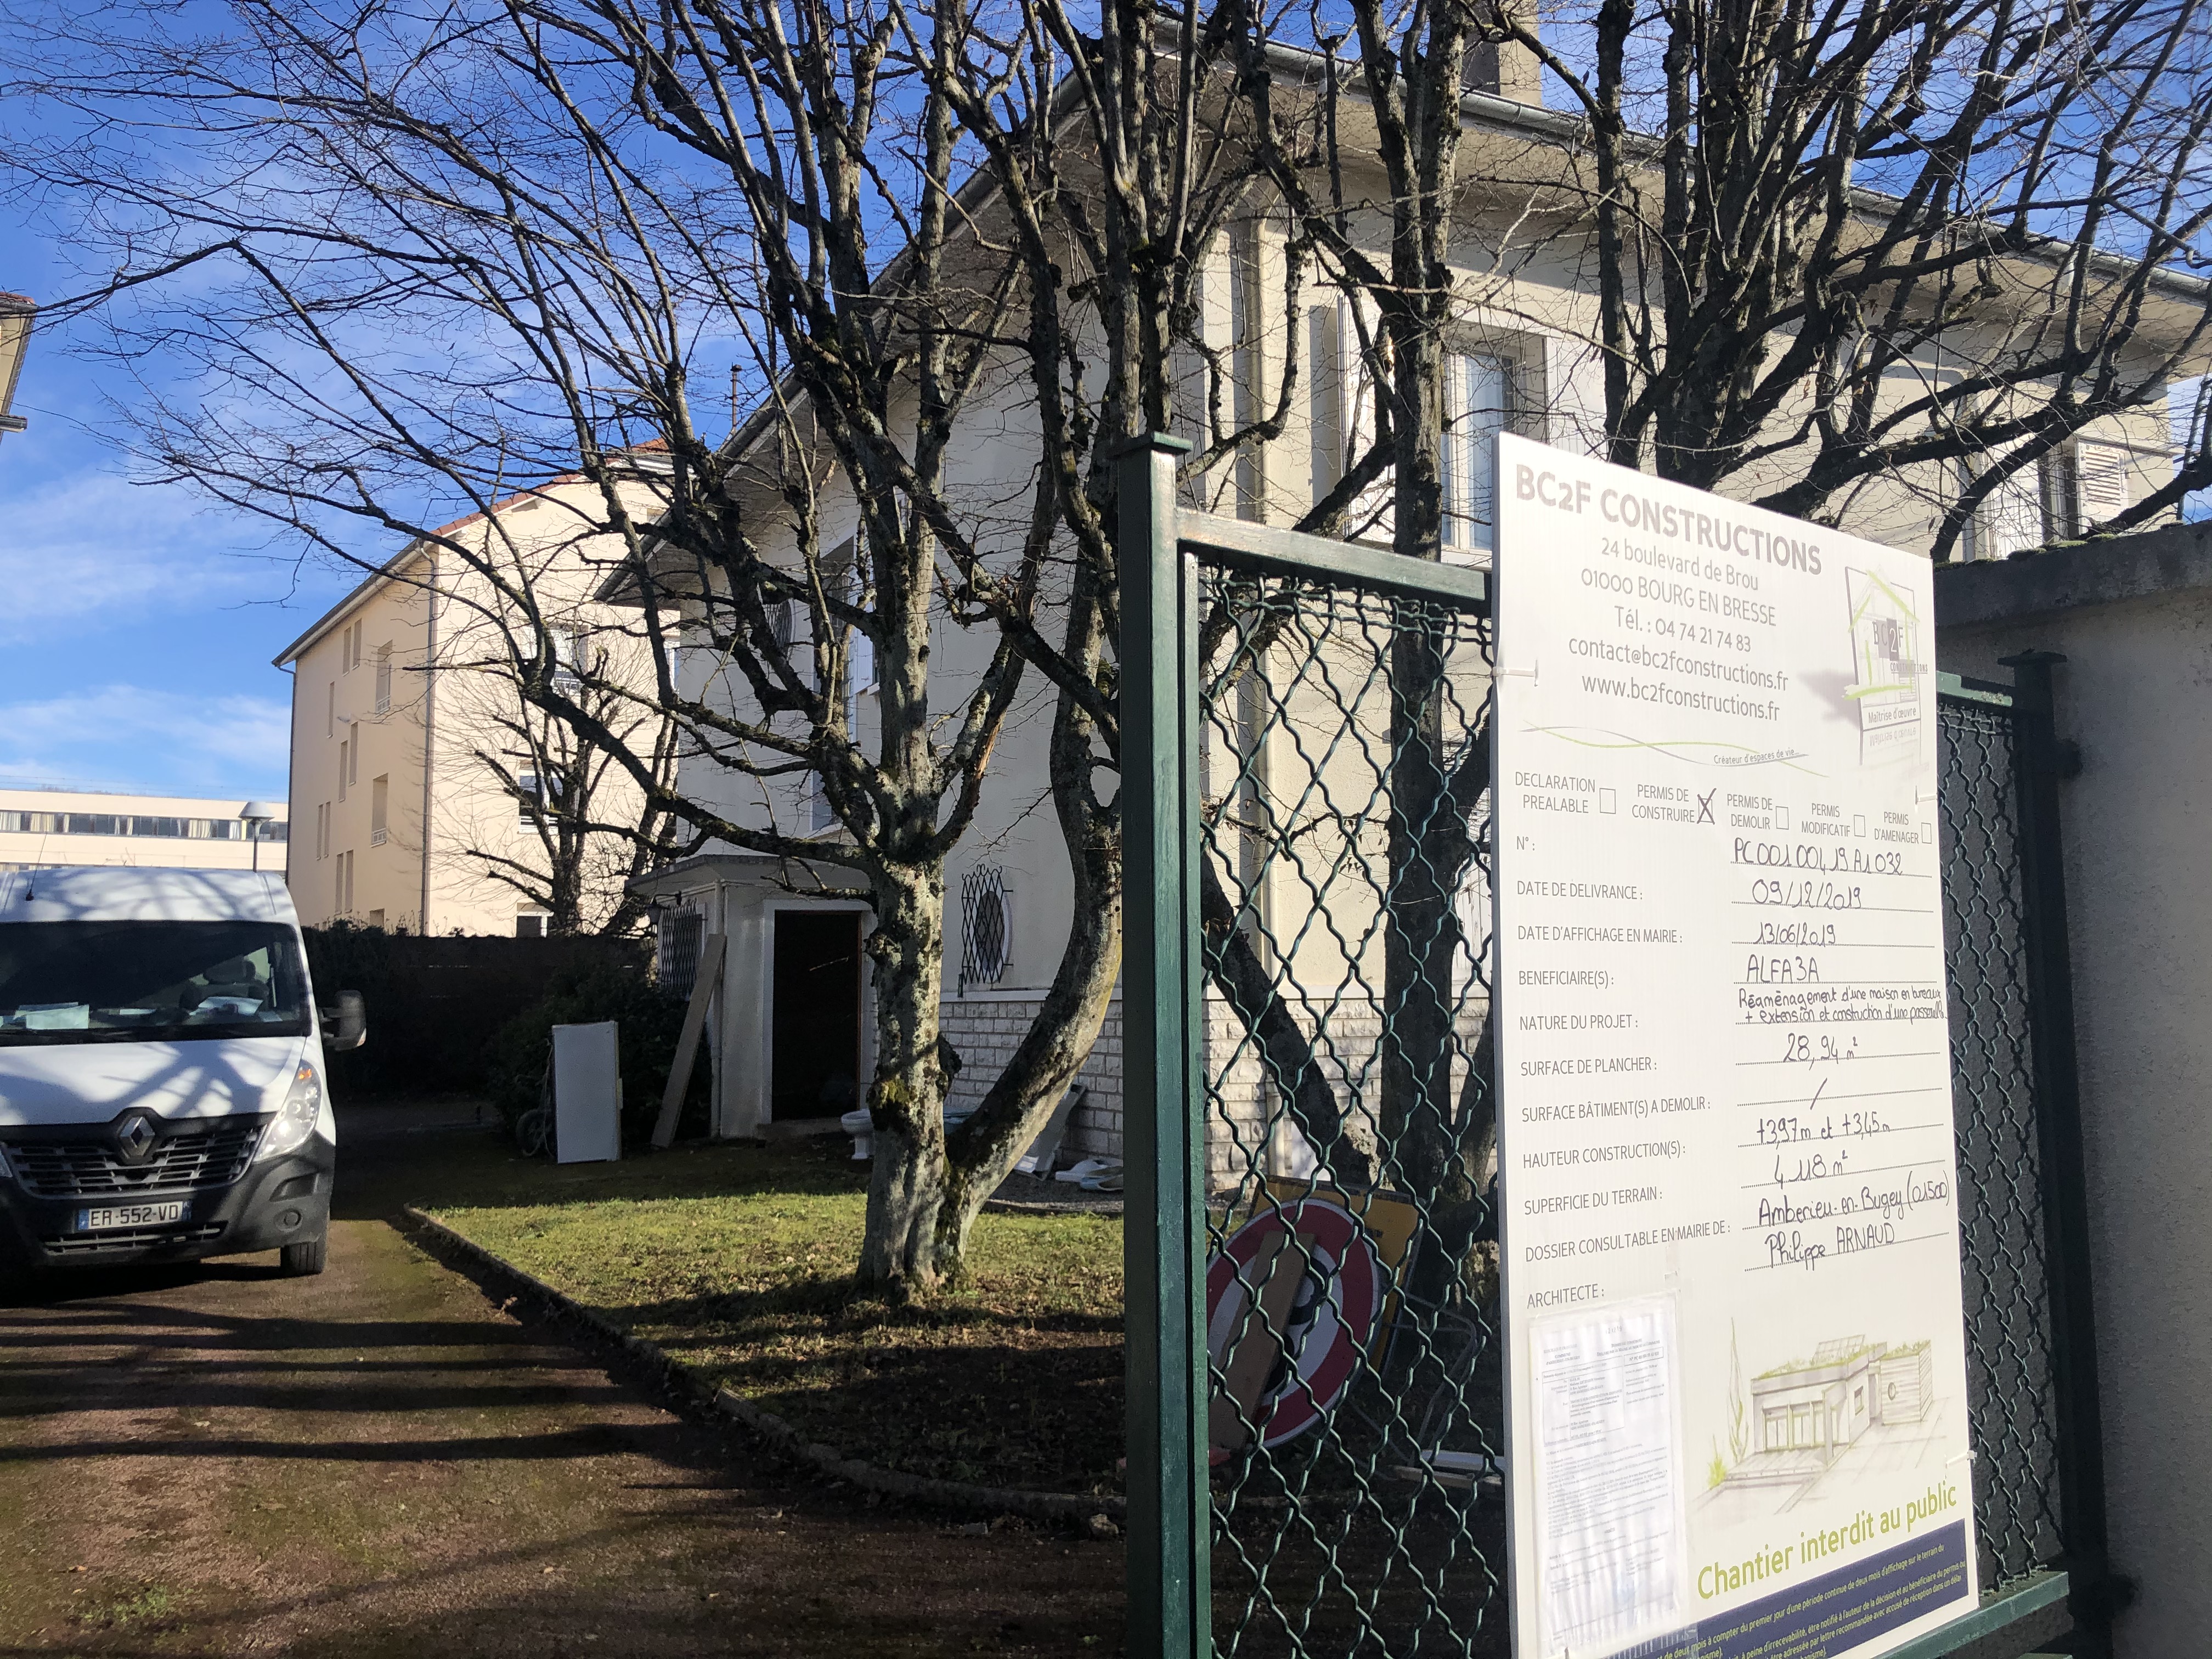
0 787 286 872
275 462 665 935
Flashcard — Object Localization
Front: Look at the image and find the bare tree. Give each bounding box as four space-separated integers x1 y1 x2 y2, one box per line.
1486 0 2212 552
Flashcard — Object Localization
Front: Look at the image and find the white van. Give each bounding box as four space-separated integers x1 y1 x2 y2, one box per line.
0 867 363 1275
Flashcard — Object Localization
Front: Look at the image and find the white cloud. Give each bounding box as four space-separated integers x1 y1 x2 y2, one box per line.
0 470 284 645
0 684 290 798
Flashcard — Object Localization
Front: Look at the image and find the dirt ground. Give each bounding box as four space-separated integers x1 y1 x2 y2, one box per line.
0 1102 1127 1657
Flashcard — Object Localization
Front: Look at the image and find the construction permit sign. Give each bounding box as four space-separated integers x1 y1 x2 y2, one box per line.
1491 432 1979 1659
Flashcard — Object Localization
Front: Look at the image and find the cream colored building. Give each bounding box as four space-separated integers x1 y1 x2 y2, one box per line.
0 291 32 446
275 463 667 935
0 787 286 873
627 76 2205 1150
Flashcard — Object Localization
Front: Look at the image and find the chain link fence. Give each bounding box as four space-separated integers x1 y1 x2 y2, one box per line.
1936 689 2067 1593
1156 570 2092 1655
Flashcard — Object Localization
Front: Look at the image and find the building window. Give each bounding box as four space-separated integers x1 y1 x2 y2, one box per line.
837 552 875 696
326 681 335 737
1308 302 1346 506
2039 441 2129 543
367 908 385 929
805 772 837 834
370 775 390 847
1962 440 2131 560
375 644 393 715
63 814 121 836
338 740 350 802
1229 219 1267 521
341 619 363 672
958 866 1012 992
336 849 354 916
1440 352 1516 554
317 803 330 860
552 628 590 695
517 770 543 828
131 816 187 838
770 597 822 691
515 911 550 939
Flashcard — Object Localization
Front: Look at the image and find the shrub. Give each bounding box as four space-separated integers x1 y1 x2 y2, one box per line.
482 961 712 1146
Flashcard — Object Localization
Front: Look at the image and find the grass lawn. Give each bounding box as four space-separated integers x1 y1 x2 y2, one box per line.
417 1132 1126 1496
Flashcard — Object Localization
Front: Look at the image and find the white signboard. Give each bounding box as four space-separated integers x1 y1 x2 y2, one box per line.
1494 432 1978 1659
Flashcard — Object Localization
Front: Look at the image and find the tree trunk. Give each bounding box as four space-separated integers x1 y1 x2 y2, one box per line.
928 514 1127 1281
856 865 953 1293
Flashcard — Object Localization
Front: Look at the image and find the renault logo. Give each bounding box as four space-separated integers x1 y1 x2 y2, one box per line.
111 1110 161 1166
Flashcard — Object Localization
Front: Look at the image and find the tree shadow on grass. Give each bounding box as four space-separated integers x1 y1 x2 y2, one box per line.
583 1279 1127 1494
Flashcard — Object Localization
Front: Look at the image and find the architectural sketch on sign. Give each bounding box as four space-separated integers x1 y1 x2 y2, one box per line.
1846 571 1925 769
1703 1335 1943 1516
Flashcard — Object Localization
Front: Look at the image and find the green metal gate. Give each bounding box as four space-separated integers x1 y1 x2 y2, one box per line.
1116 435 2115 1659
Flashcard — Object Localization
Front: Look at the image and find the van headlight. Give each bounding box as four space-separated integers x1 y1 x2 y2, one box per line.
257 1062 324 1161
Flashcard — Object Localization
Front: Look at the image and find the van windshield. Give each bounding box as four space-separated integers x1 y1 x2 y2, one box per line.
0 921 311 1046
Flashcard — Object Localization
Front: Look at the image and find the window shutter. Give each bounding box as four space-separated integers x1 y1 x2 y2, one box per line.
1342 296 1393 542
2075 441 2129 528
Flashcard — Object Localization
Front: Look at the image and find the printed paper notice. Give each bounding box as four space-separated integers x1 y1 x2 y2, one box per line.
1532 1302 1685 1654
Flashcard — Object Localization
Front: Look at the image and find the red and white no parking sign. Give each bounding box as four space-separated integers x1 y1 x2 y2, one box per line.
1206 1198 1385 1460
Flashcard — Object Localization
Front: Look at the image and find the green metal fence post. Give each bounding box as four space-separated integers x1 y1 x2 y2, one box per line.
1116 430 1209 1659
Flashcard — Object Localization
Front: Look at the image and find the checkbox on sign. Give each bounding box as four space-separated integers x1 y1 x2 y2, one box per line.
1599 788 1617 814
1921 822 1933 844
1774 805 1789 831
1853 815 1867 837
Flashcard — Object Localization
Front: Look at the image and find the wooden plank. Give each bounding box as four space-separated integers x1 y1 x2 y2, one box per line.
651 933 725 1149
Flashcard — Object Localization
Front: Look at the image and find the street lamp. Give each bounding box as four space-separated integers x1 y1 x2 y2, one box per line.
240 801 278 871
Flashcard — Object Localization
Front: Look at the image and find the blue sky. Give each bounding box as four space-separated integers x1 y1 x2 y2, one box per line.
0 228 363 803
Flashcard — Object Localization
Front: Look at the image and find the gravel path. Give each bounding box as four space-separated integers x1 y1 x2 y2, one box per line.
0 1104 1126 1656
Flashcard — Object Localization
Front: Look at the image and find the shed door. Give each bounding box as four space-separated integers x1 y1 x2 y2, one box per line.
771 912 862 1120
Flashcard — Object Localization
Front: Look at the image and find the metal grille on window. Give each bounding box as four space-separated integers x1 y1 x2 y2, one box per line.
959 867 1011 992
658 907 705 1000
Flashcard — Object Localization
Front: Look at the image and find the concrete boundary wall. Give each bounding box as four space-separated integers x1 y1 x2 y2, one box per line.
1936 520 2212 1659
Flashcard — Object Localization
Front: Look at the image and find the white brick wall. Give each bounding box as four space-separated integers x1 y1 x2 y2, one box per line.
939 996 1126 1159
938 990 1488 1178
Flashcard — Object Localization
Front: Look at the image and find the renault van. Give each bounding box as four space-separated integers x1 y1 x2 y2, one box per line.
0 867 363 1276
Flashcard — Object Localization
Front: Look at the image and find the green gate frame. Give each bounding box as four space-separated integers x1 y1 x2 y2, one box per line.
1115 432 2115 1659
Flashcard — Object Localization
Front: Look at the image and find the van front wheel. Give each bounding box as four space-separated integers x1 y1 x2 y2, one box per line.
281 1233 328 1277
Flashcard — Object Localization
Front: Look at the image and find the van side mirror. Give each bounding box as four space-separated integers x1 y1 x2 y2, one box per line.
321 990 367 1052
